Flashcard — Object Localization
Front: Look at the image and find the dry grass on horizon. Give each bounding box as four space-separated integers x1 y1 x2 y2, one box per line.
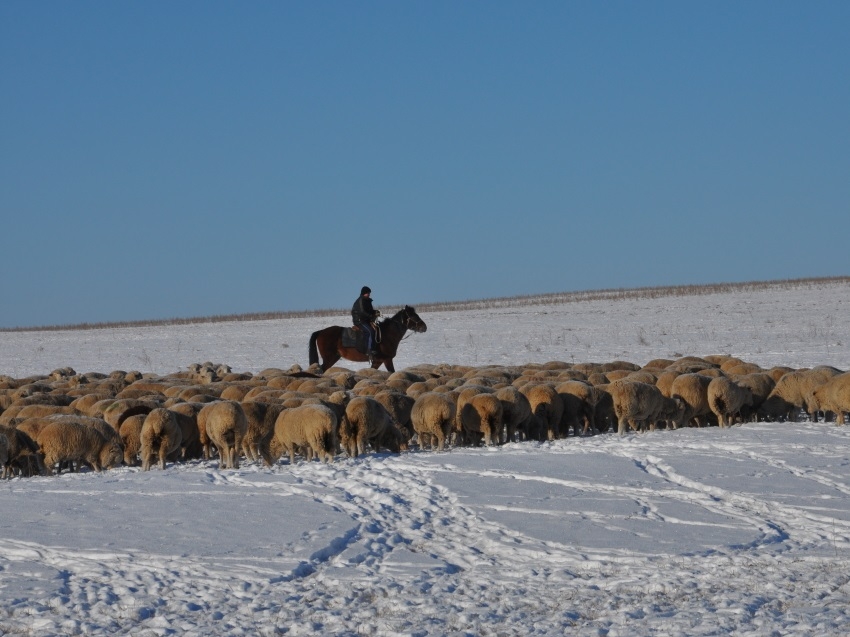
3 276 848 333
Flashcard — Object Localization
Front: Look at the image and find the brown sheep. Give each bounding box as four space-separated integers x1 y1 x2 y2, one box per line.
140 408 183 470
519 383 563 441
494 386 532 443
119 414 146 466
608 379 683 435
411 392 456 451
36 420 123 475
197 401 248 469
759 367 842 422
591 385 616 434
707 377 754 428
373 390 415 440
454 386 494 445
655 370 681 398
555 381 596 437
809 372 850 424
0 425 45 478
273 404 337 464
240 400 285 465
734 373 776 421
670 373 715 428
0 433 8 474
340 396 400 457
167 402 204 460
458 392 503 446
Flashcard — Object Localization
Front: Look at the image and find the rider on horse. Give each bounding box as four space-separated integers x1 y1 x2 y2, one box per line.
352 286 381 360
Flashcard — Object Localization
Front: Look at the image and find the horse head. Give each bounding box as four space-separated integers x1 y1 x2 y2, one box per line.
401 305 427 333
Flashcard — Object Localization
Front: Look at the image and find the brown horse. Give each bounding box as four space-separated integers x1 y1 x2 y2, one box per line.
308 305 427 372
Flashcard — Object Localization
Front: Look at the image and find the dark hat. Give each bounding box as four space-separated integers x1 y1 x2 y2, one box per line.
361 286 371 295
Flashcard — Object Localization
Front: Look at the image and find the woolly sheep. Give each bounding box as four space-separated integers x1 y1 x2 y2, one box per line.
454 386 494 444
240 400 285 465
591 385 616 433
340 396 399 457
707 377 754 428
608 379 684 435
197 401 248 469
494 386 532 443
809 372 850 425
0 433 8 474
733 373 776 421
555 381 596 437
411 392 456 451
119 414 146 466
273 404 337 464
458 392 503 446
140 408 183 470
167 402 204 460
0 425 45 478
36 420 123 475
654 370 681 398
373 390 415 440
759 367 842 422
519 383 563 441
669 373 715 428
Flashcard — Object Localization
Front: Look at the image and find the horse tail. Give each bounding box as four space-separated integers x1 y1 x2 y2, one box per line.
308 330 321 366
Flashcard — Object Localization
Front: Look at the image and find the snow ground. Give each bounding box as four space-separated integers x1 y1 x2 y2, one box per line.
1 280 850 636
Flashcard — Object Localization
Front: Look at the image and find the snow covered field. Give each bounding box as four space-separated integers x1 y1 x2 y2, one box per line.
2 279 850 636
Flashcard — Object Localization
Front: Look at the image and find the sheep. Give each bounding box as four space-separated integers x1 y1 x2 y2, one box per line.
591 385 616 434
458 392 503 446
411 392 457 451
809 372 850 424
454 385 494 445
734 373 776 421
0 425 45 478
197 401 248 469
36 420 123 475
240 400 285 465
140 408 183 470
608 379 685 434
759 367 842 422
272 404 337 464
373 389 415 440
119 414 146 466
669 373 715 428
340 396 399 457
655 370 681 398
0 433 8 474
707 377 754 428
167 402 204 460
519 383 563 441
494 386 532 443
555 381 596 437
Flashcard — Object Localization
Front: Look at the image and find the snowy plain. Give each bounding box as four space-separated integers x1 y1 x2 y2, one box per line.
1 279 850 636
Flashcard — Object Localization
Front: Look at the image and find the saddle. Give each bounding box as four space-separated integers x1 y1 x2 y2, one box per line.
342 323 381 354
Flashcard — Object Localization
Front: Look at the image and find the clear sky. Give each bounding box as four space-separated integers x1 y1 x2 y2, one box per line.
2 1 848 328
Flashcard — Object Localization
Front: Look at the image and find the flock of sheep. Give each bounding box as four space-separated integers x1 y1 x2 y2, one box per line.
1 354 850 478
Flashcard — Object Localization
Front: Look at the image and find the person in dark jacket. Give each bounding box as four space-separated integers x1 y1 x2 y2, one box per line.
351 286 380 358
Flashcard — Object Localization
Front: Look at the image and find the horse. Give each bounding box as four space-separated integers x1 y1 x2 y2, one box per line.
308 305 427 373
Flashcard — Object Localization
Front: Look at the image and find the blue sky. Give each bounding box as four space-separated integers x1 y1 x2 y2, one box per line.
2 1 848 328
